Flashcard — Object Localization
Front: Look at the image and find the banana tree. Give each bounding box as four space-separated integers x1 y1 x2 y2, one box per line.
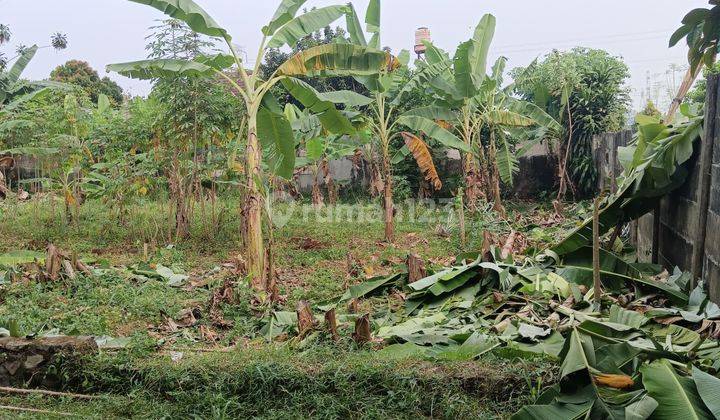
1 28 68 116
346 0 471 241
108 0 391 294
287 104 365 207
0 47 58 116
470 59 562 214
399 14 559 215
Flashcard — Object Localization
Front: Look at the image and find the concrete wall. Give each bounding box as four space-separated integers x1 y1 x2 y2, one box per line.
656 142 704 272
593 130 631 194
599 75 720 302
514 141 557 198
705 108 720 300
296 145 557 197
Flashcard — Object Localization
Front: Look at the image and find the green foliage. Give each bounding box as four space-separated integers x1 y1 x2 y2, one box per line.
640 100 662 118
50 60 124 104
687 61 720 105
513 48 631 196
553 108 702 256
262 24 370 106
670 3 720 73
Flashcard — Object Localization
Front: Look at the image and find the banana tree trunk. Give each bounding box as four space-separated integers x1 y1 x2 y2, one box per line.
488 135 505 217
382 148 394 242
370 158 384 198
242 113 266 292
311 164 324 209
322 160 338 205
557 106 574 201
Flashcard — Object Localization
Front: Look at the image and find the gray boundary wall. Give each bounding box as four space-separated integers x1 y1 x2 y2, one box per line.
594 75 720 302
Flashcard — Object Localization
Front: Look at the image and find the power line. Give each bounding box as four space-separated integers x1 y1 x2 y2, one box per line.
494 33 674 56
492 28 674 51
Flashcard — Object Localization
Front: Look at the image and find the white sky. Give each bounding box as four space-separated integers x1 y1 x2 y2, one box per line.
2 0 709 110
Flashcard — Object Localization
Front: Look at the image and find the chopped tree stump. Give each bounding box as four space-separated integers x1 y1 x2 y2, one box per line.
0 336 98 388
500 231 518 260
347 298 360 314
552 199 565 219
406 253 426 284
352 314 372 346
45 244 63 281
296 301 316 339
324 309 339 341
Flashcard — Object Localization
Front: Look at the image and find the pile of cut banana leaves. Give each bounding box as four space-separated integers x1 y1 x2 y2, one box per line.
264 109 720 418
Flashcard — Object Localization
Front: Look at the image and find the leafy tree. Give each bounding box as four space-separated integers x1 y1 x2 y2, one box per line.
109 0 391 295
640 100 662 118
50 60 124 104
142 18 243 239
513 48 631 198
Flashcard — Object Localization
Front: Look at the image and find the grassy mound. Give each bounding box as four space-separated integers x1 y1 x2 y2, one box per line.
2 347 555 419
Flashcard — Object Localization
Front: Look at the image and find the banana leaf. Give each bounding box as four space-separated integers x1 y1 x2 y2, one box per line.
396 115 470 152
552 115 702 256
263 0 308 36
107 59 215 80
268 5 349 48
281 77 359 135
453 40 475 99
641 359 713 419
692 366 720 418
365 0 380 36
468 14 496 90
129 0 230 41
257 107 296 179
5 45 37 89
278 44 389 78
344 3 367 46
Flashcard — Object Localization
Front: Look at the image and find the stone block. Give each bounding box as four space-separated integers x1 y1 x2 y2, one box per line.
0 336 98 388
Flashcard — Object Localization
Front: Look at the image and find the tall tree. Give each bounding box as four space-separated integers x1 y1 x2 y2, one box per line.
145 18 242 239
343 0 473 241
513 48 630 198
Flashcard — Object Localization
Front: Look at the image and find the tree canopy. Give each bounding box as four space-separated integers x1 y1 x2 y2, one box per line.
50 60 124 105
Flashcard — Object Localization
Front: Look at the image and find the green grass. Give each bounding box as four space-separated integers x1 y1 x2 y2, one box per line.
0 195 574 418
0 347 555 419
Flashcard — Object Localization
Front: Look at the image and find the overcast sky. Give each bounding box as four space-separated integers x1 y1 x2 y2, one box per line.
2 0 709 110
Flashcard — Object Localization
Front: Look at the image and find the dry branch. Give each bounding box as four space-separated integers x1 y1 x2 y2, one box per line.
0 405 74 417
0 386 98 400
